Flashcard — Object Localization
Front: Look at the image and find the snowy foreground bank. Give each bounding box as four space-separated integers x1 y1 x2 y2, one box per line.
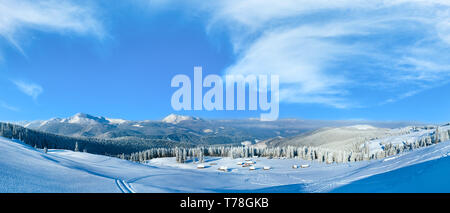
1 136 449 192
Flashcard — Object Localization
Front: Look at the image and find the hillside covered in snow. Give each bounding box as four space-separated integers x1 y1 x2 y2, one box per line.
1 127 450 192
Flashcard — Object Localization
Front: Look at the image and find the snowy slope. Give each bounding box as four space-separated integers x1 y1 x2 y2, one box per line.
267 125 390 151
331 155 450 192
0 137 119 192
1 136 450 193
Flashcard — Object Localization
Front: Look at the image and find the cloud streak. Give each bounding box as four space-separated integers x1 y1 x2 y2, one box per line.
0 101 19 111
0 0 104 55
212 1 450 107
11 80 43 100
146 0 450 108
0 0 103 110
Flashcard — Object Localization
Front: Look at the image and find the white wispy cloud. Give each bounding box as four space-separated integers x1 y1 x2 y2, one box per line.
0 0 104 55
224 24 357 108
0 101 19 111
0 0 103 107
11 80 43 100
145 0 450 108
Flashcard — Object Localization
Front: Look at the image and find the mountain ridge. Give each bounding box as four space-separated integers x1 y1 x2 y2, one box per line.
18 112 423 146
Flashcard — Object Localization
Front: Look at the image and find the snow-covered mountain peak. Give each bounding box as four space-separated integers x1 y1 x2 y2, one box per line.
24 113 129 129
74 112 88 118
348 125 378 130
106 118 128 125
162 114 200 124
62 113 108 124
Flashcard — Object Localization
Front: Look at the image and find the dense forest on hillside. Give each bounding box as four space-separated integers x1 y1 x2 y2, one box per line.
0 122 192 156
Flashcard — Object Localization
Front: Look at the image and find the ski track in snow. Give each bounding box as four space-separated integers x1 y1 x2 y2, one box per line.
115 179 135 193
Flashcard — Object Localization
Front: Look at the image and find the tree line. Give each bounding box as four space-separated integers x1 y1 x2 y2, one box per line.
0 122 192 156
124 126 450 164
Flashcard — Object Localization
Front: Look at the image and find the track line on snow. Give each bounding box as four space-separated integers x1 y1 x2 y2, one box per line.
121 180 136 193
115 179 135 193
115 179 127 193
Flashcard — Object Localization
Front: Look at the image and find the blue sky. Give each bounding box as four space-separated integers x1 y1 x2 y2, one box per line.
0 0 450 123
